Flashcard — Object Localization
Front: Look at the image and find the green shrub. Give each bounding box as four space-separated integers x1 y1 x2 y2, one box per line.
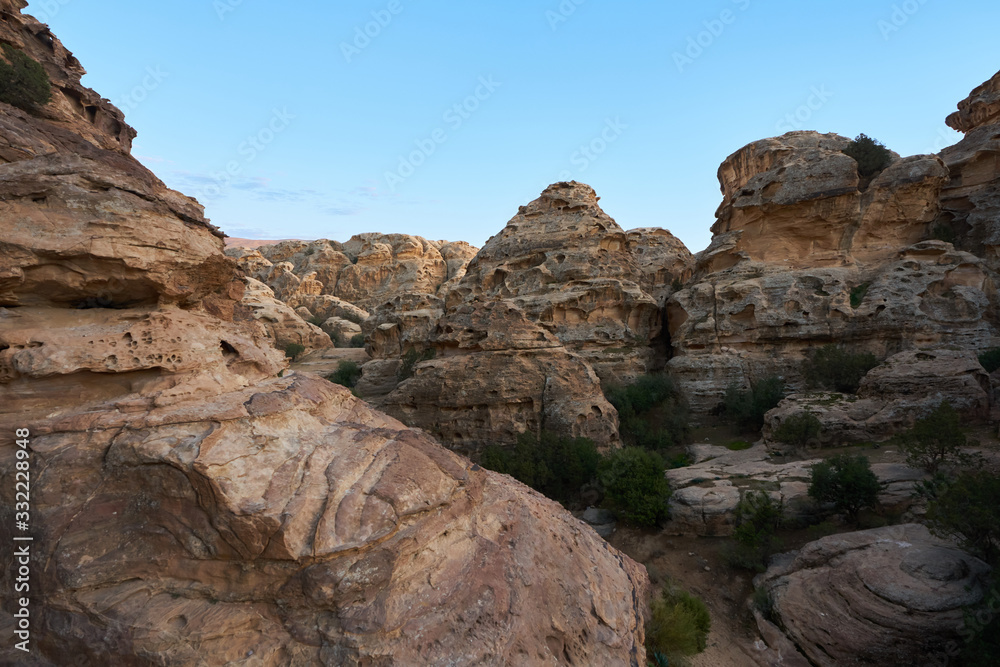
599 447 671 527
725 440 752 451
808 454 880 525
979 348 1000 373
723 376 785 433
849 282 871 308
308 316 325 327
480 431 601 506
802 345 879 394
646 585 712 660
283 342 306 361
925 470 1000 566
843 133 893 182
723 491 782 572
349 333 366 348
398 347 435 380
606 374 690 450
773 412 822 447
0 44 52 112
896 402 976 474
328 361 362 389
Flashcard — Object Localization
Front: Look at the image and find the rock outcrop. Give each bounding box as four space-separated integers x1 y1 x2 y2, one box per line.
240 278 333 353
754 524 992 666
668 127 998 417
359 183 694 454
664 444 923 536
0 6 651 665
227 235 479 311
940 69 1000 272
763 347 992 449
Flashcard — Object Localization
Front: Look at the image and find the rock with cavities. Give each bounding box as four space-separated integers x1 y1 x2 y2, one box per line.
361 183 693 452
667 126 996 418
940 69 1000 272
0 5 652 664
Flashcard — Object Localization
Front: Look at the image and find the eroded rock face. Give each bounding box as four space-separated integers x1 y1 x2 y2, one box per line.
240 278 333 353
228 235 479 311
763 347 991 449
755 524 992 666
447 182 682 381
947 70 1000 133
0 7 651 664
940 69 1000 272
360 183 693 453
669 129 996 418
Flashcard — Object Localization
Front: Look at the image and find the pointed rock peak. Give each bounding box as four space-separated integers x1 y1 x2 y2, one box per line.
947 69 1000 134
515 180 608 217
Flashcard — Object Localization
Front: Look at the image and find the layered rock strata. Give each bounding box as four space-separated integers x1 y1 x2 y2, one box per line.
754 524 992 666
0 6 651 664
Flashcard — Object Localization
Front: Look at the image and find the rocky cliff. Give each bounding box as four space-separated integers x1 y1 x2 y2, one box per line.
0 5 651 665
668 127 999 416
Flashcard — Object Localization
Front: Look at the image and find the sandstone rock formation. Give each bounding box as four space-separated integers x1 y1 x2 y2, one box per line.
0 6 651 664
668 127 999 417
664 444 923 536
357 183 694 454
763 347 991 449
940 69 1000 272
240 278 333 353
754 524 992 666
227 235 479 311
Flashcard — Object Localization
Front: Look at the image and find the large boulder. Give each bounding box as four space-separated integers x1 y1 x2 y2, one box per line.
754 524 992 666
0 6 651 664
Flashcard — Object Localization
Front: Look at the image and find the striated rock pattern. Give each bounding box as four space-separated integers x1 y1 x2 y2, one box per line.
0 6 650 665
755 524 992 666
668 128 998 417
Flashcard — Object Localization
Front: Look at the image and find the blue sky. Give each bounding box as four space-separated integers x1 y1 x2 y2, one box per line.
27 0 1000 252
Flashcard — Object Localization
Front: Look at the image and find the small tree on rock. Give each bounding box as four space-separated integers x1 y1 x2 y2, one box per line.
896 402 976 474
808 454 880 525
843 133 893 184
